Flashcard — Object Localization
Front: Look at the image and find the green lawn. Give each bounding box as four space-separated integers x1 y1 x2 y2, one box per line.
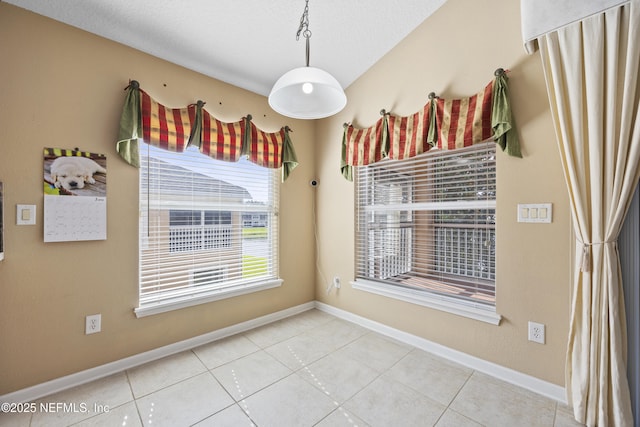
243 255 267 277
242 227 267 239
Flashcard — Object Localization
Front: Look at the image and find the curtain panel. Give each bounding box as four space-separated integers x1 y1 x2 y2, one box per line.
340 70 521 181
537 1 640 425
116 81 299 181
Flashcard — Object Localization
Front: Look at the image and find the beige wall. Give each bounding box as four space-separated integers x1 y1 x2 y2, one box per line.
0 4 316 394
315 0 571 386
0 0 572 395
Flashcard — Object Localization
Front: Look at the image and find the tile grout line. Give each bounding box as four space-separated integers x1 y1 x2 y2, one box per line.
123 368 146 427
431 368 476 427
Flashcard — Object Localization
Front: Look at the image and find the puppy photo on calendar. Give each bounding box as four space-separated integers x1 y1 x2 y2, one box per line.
50 156 106 191
44 149 107 197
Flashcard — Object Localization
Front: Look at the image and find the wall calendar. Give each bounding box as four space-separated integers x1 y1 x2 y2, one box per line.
43 148 107 242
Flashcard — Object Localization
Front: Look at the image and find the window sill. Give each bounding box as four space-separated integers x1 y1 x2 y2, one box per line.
351 279 502 325
135 278 283 318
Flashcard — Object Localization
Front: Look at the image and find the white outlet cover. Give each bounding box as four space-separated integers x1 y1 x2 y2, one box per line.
85 314 102 334
528 321 545 344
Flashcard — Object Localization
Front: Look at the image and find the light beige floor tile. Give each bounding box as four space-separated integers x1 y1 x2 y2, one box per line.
435 408 483 427
0 410 31 427
135 372 234 427
305 319 369 350
450 372 556 427
334 332 412 373
31 372 133 427
265 332 337 371
277 309 335 333
242 374 337 427
211 350 291 401
193 334 260 370
243 318 303 348
297 351 379 403
343 376 445 427
73 401 142 427
264 319 368 371
555 403 585 426
193 404 256 426
315 407 371 427
126 351 207 398
383 348 472 406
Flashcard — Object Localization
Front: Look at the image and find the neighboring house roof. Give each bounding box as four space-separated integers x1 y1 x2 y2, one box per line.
140 155 252 202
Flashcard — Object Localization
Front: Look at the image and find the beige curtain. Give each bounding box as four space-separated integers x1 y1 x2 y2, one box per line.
538 1 640 425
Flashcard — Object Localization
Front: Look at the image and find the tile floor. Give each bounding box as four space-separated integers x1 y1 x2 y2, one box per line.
0 309 584 427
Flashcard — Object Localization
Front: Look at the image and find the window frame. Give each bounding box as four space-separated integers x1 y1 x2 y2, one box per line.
135 144 282 318
352 141 501 325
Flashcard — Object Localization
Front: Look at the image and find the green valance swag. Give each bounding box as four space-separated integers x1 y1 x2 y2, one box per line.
116 80 299 181
341 69 521 180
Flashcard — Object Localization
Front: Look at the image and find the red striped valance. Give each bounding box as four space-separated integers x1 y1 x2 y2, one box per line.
116 81 299 181
140 89 196 153
434 81 493 151
387 102 432 160
341 69 521 180
199 109 244 163
246 121 286 169
343 116 388 167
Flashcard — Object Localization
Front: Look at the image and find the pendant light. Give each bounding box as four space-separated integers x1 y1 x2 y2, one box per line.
268 0 347 119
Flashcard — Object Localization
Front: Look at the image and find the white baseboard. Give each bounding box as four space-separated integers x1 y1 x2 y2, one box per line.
2 300 566 405
314 301 567 404
0 302 315 404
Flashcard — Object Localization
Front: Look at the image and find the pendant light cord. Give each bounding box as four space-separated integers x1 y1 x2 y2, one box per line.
296 0 312 67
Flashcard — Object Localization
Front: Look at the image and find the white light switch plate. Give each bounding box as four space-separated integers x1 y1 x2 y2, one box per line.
16 204 36 225
517 203 552 223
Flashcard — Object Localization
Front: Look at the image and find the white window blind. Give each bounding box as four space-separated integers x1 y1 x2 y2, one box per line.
354 142 497 309
137 142 280 316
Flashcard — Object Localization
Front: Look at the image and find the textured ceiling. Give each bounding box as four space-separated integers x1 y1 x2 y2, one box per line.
5 0 446 96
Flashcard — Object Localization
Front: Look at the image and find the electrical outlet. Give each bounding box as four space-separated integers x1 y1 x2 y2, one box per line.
333 276 341 289
528 321 545 344
85 314 101 334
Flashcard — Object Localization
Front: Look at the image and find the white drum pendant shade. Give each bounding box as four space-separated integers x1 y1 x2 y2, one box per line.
268 66 347 119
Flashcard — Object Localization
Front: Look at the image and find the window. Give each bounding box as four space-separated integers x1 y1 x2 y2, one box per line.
169 210 232 252
354 142 499 323
136 142 281 317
